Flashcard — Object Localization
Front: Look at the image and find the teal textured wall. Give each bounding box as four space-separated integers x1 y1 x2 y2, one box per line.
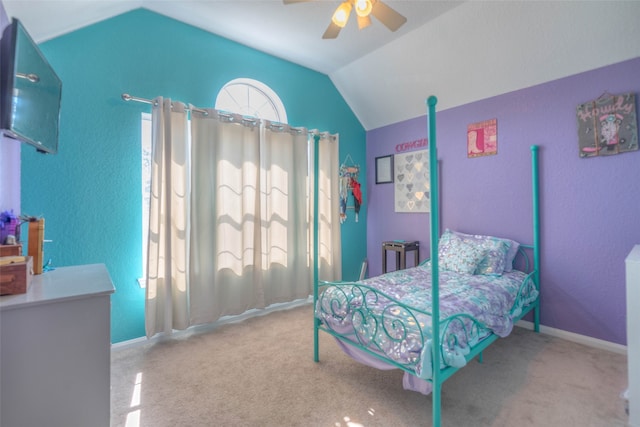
21 9 366 343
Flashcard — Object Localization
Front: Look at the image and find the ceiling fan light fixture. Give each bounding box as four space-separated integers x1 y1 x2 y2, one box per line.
331 1 352 28
283 0 407 39
356 13 371 30
354 0 373 18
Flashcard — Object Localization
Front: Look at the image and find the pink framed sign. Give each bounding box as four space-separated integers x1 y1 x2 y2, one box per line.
467 118 497 158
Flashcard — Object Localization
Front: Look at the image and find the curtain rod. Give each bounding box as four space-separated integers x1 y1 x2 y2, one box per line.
121 93 336 139
121 93 209 115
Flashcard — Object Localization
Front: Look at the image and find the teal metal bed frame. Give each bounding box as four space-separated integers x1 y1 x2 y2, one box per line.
312 96 541 427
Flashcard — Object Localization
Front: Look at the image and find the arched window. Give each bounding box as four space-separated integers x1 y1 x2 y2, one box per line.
215 78 287 123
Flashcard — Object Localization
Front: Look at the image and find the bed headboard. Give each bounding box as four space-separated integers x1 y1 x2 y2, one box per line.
513 244 534 273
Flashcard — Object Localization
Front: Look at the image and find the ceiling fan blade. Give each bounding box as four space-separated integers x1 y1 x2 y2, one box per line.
322 21 342 39
357 14 372 30
371 0 407 32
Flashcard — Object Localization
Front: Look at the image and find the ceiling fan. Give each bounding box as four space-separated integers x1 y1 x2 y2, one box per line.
283 0 407 39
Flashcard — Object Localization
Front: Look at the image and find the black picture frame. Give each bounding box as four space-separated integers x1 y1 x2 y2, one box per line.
375 155 393 184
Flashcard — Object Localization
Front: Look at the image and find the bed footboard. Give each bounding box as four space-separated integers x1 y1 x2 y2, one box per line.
317 282 427 374
315 280 513 379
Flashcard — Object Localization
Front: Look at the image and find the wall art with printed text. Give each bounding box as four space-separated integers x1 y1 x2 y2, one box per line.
576 92 638 158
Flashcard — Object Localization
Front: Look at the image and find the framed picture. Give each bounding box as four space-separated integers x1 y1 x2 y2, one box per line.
467 118 498 158
394 149 430 213
576 92 638 158
375 155 393 184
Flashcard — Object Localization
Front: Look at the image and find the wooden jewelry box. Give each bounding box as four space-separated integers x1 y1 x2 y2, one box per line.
0 256 34 295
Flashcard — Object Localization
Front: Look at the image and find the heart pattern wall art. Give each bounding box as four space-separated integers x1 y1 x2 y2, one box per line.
394 149 430 213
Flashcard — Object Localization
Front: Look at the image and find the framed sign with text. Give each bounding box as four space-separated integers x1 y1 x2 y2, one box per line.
576 92 638 158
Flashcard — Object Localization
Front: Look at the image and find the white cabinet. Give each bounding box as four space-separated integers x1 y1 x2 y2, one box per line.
0 264 115 427
628 245 640 427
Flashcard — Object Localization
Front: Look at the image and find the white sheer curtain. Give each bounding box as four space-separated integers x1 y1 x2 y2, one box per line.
145 101 341 338
188 111 263 326
145 98 191 337
258 122 314 304
313 132 342 282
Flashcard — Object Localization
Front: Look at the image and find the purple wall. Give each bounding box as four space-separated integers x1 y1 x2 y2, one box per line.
367 57 640 345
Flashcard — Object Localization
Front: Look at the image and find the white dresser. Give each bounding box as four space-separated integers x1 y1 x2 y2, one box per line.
628 245 640 427
0 264 115 427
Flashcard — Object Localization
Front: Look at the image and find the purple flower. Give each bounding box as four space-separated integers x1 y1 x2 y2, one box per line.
0 210 18 230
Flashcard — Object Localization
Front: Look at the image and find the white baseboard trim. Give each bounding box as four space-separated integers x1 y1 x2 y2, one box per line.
516 320 627 355
111 296 313 351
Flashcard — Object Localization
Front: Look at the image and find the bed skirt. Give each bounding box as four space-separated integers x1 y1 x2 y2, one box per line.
334 337 434 395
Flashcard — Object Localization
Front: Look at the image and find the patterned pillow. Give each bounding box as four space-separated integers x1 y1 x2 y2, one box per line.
451 230 510 276
438 230 488 274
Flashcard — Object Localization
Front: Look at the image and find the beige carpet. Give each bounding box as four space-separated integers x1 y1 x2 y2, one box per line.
111 304 629 427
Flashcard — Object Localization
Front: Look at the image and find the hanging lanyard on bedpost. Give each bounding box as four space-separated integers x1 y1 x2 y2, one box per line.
313 134 321 363
427 96 442 427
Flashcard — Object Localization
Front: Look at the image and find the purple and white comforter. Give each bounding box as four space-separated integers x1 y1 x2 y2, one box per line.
316 262 538 380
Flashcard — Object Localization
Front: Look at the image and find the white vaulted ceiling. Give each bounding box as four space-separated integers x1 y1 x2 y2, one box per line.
3 0 640 130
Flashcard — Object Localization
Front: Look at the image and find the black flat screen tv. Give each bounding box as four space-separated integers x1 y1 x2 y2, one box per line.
1 18 62 154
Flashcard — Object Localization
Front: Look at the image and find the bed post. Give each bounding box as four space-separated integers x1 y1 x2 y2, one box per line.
426 96 441 427
313 134 321 362
531 145 541 333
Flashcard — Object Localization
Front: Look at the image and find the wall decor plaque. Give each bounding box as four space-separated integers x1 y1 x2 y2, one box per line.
576 92 638 158
394 149 430 213
467 118 497 158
